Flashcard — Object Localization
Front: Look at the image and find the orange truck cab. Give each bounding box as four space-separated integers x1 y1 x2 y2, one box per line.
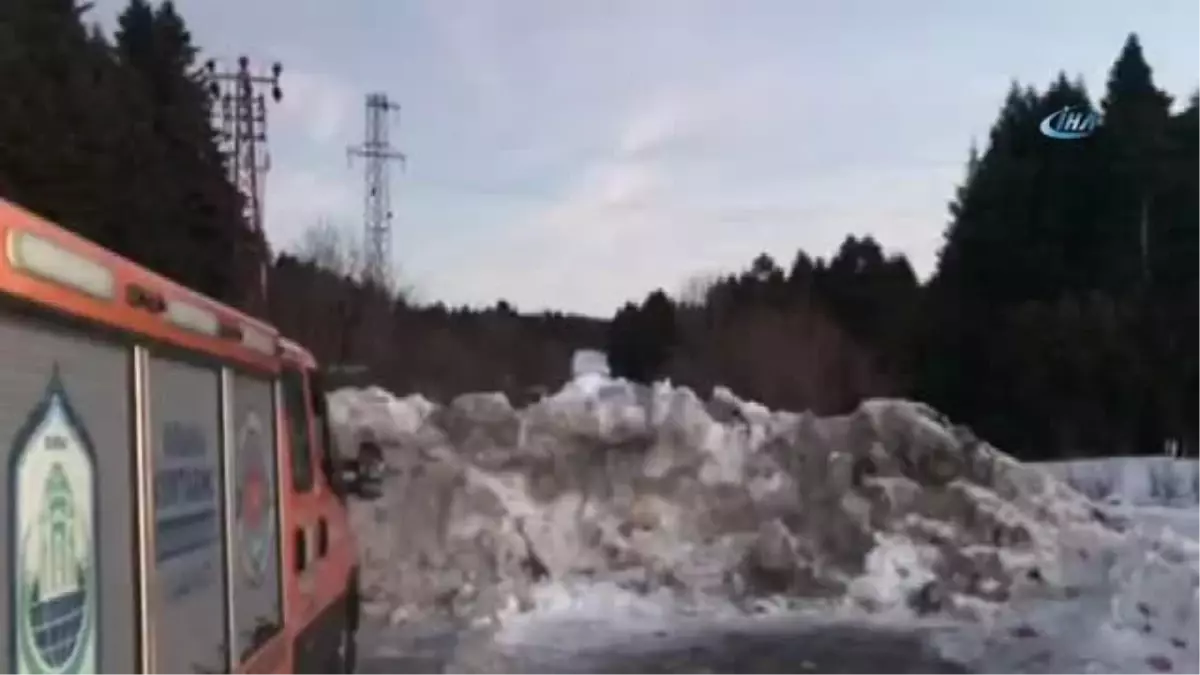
0 198 376 673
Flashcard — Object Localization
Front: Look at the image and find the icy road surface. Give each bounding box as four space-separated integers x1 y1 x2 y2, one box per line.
359 615 969 673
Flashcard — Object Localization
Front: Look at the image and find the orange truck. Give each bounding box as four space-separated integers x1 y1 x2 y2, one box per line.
0 198 378 673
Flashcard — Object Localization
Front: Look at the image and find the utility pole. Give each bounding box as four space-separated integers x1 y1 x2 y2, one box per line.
347 93 406 289
201 56 283 314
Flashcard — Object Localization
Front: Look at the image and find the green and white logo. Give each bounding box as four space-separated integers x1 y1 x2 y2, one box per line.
9 369 98 675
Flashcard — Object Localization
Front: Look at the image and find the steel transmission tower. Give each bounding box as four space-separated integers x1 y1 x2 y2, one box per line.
201 56 283 311
348 93 406 287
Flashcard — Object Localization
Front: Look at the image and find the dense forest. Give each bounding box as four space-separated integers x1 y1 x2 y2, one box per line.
0 0 1195 460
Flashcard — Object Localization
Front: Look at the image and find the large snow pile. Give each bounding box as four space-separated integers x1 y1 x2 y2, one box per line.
330 376 1199 672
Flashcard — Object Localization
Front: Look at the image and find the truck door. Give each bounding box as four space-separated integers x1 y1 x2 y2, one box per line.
279 366 322 631
226 370 287 673
280 365 352 672
306 367 357 610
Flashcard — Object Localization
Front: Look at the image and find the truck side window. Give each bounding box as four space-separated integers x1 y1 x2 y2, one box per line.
308 368 345 497
309 369 334 460
282 367 314 492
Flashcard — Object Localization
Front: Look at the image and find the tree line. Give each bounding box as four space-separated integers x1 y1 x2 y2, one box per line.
0 1 1195 460
608 35 1197 460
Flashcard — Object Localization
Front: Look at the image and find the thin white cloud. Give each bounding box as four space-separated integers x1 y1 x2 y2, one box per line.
263 168 358 254
417 1 514 121
114 0 1197 317
275 69 357 146
423 89 766 315
419 69 965 316
615 93 700 159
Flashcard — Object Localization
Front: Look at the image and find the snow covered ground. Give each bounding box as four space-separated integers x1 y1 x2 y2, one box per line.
334 371 1199 674
1040 456 1199 508
477 503 1198 674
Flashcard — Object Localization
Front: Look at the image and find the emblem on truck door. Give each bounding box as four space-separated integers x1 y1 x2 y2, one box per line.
235 411 274 587
8 368 98 675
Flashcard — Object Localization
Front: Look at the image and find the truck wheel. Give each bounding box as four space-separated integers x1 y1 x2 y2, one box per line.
336 576 361 673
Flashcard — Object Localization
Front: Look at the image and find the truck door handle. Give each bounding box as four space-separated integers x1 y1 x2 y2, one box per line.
317 518 329 559
293 527 308 573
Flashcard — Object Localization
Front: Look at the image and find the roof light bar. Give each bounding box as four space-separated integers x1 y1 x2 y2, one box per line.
6 229 116 300
241 325 275 355
165 298 219 336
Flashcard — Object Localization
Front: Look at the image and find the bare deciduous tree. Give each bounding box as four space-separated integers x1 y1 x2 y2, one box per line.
294 218 365 280
677 271 722 308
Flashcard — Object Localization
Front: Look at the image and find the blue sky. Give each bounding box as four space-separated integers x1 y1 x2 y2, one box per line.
90 0 1198 317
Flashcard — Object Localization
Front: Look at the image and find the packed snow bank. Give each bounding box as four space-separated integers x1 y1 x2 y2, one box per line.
327 386 436 456
1040 457 1200 507
571 349 610 379
334 376 1199 672
929 503 1199 674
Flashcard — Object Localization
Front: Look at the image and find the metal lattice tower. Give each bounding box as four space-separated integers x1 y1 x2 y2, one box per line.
201 56 283 310
348 93 406 287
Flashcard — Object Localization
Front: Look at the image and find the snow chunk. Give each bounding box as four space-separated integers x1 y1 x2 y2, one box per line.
571 349 611 379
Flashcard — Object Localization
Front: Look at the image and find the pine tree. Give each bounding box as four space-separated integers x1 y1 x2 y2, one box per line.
920 34 1196 458
115 0 250 306
920 82 1047 429
920 72 1104 453
0 0 165 259
606 290 679 383
1096 33 1174 293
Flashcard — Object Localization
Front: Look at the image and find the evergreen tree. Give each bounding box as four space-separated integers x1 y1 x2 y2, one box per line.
920 75 1087 452
920 34 1197 458
1096 33 1175 294
918 86 1035 428
0 0 165 259
607 289 679 383
115 0 253 307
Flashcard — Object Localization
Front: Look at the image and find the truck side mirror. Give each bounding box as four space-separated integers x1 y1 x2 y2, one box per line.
344 439 384 500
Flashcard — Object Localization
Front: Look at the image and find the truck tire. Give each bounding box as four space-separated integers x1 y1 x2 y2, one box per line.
339 570 362 673
329 620 357 674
